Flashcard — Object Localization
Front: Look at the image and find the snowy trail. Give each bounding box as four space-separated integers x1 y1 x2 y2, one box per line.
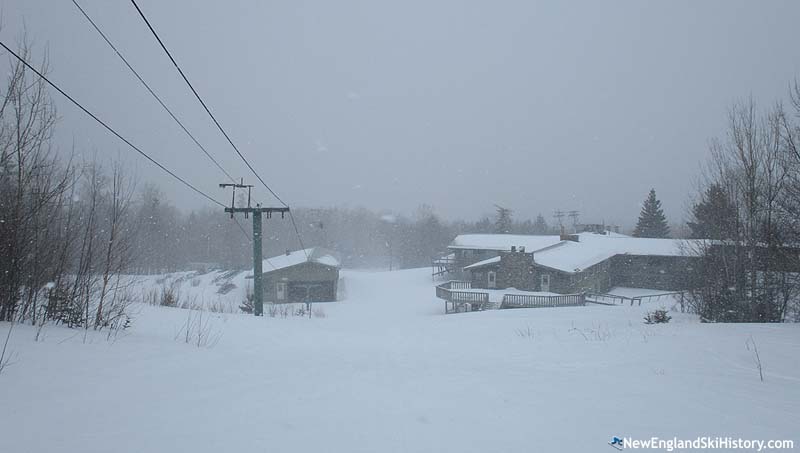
1 268 799 453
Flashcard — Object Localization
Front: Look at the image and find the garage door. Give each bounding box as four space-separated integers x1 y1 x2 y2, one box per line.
288 281 335 302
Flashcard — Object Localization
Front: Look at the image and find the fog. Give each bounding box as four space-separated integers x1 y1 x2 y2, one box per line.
3 0 800 226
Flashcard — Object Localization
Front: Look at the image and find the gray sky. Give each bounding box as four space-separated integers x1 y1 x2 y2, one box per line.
3 0 800 226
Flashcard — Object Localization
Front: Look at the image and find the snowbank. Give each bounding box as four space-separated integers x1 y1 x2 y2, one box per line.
0 268 797 453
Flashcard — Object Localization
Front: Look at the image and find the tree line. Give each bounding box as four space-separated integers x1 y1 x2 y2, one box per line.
0 39 559 328
0 42 135 328
4 34 799 325
684 88 800 322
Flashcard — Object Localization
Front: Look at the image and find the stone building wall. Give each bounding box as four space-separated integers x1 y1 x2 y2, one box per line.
497 252 536 291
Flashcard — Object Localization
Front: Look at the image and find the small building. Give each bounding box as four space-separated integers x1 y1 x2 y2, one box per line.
460 232 704 294
258 248 341 303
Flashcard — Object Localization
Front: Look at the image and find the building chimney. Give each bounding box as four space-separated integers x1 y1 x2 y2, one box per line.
511 246 516 252
559 226 579 242
285 249 291 256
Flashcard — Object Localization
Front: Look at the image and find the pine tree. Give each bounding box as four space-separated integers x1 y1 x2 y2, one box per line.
633 189 670 238
494 205 513 234
518 219 536 235
533 214 549 234
687 184 738 239
474 216 493 233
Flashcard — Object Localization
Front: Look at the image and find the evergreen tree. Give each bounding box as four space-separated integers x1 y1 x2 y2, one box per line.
533 213 549 234
494 205 513 234
518 219 536 235
633 189 670 238
687 184 738 239
474 216 493 233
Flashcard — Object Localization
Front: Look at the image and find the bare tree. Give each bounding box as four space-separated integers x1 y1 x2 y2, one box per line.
0 36 60 322
688 97 800 322
95 159 137 328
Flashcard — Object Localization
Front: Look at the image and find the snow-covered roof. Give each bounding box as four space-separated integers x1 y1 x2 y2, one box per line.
259 248 340 274
533 233 701 274
463 256 501 270
448 234 563 252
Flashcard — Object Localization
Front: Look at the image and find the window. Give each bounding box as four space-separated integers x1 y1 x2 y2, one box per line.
276 282 287 301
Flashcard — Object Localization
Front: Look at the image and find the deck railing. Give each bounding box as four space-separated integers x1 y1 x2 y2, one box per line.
436 281 486 313
445 280 472 290
435 281 587 313
432 254 458 280
502 293 585 308
449 290 488 304
587 291 686 307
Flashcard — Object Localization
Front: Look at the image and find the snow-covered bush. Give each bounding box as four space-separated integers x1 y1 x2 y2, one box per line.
175 309 222 348
159 283 181 307
217 281 237 295
515 325 535 339
568 322 612 341
644 309 672 324
240 285 255 314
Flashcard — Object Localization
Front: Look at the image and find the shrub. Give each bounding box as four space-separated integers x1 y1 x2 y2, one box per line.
159 283 180 307
644 309 672 324
217 281 236 295
240 285 254 314
515 325 535 339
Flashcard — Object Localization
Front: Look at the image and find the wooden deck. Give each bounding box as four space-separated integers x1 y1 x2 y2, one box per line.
436 281 488 313
502 293 585 309
431 254 456 280
435 281 586 314
586 291 687 311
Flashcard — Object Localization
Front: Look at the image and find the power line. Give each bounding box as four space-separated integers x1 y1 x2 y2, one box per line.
129 0 310 259
71 0 250 245
232 216 252 242
0 40 226 208
233 223 282 274
288 210 308 253
70 0 236 184
129 0 285 206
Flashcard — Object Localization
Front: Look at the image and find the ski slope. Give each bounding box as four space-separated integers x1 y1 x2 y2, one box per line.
1 268 798 452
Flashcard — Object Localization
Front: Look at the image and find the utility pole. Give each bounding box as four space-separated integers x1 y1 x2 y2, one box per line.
553 210 565 228
568 210 580 232
220 181 289 316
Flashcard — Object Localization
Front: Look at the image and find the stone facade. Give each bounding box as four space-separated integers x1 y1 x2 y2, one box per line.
468 263 499 289
497 252 537 290
468 252 700 294
609 255 699 291
468 251 536 290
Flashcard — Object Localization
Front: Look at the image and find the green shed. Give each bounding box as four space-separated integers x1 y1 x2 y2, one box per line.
257 248 341 303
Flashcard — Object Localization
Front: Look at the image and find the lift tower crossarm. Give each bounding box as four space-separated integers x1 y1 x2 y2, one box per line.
221 179 290 317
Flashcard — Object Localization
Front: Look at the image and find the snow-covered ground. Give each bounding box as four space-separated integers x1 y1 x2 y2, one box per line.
1 268 798 452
